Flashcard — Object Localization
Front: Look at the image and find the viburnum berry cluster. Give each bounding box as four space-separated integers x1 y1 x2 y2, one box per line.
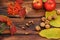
7 0 26 18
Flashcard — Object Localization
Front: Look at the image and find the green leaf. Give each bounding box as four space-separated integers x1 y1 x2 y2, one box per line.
1 23 6 27
0 23 6 33
39 28 60 39
45 10 57 18
43 0 47 2
50 15 60 27
45 10 60 27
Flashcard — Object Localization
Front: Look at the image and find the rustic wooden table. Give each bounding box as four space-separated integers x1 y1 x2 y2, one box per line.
0 0 60 40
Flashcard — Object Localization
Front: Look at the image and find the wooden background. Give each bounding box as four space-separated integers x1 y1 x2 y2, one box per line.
0 0 60 40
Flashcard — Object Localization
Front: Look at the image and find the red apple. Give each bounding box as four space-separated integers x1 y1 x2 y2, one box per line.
44 0 56 11
32 0 43 10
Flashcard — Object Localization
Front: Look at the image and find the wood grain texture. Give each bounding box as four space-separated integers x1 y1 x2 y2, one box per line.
2 35 49 40
2 18 41 34
0 0 60 35
0 0 60 40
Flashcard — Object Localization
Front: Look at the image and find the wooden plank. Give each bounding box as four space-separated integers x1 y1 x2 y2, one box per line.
2 18 41 34
10 18 41 25
24 0 60 3
0 3 60 18
55 0 60 3
2 35 60 40
2 35 49 40
0 0 60 3
0 0 60 40
0 0 60 18
0 0 60 4
2 28 38 35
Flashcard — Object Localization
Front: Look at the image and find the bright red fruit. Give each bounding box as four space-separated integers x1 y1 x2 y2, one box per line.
7 2 22 15
7 3 13 15
32 0 43 10
44 0 56 11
